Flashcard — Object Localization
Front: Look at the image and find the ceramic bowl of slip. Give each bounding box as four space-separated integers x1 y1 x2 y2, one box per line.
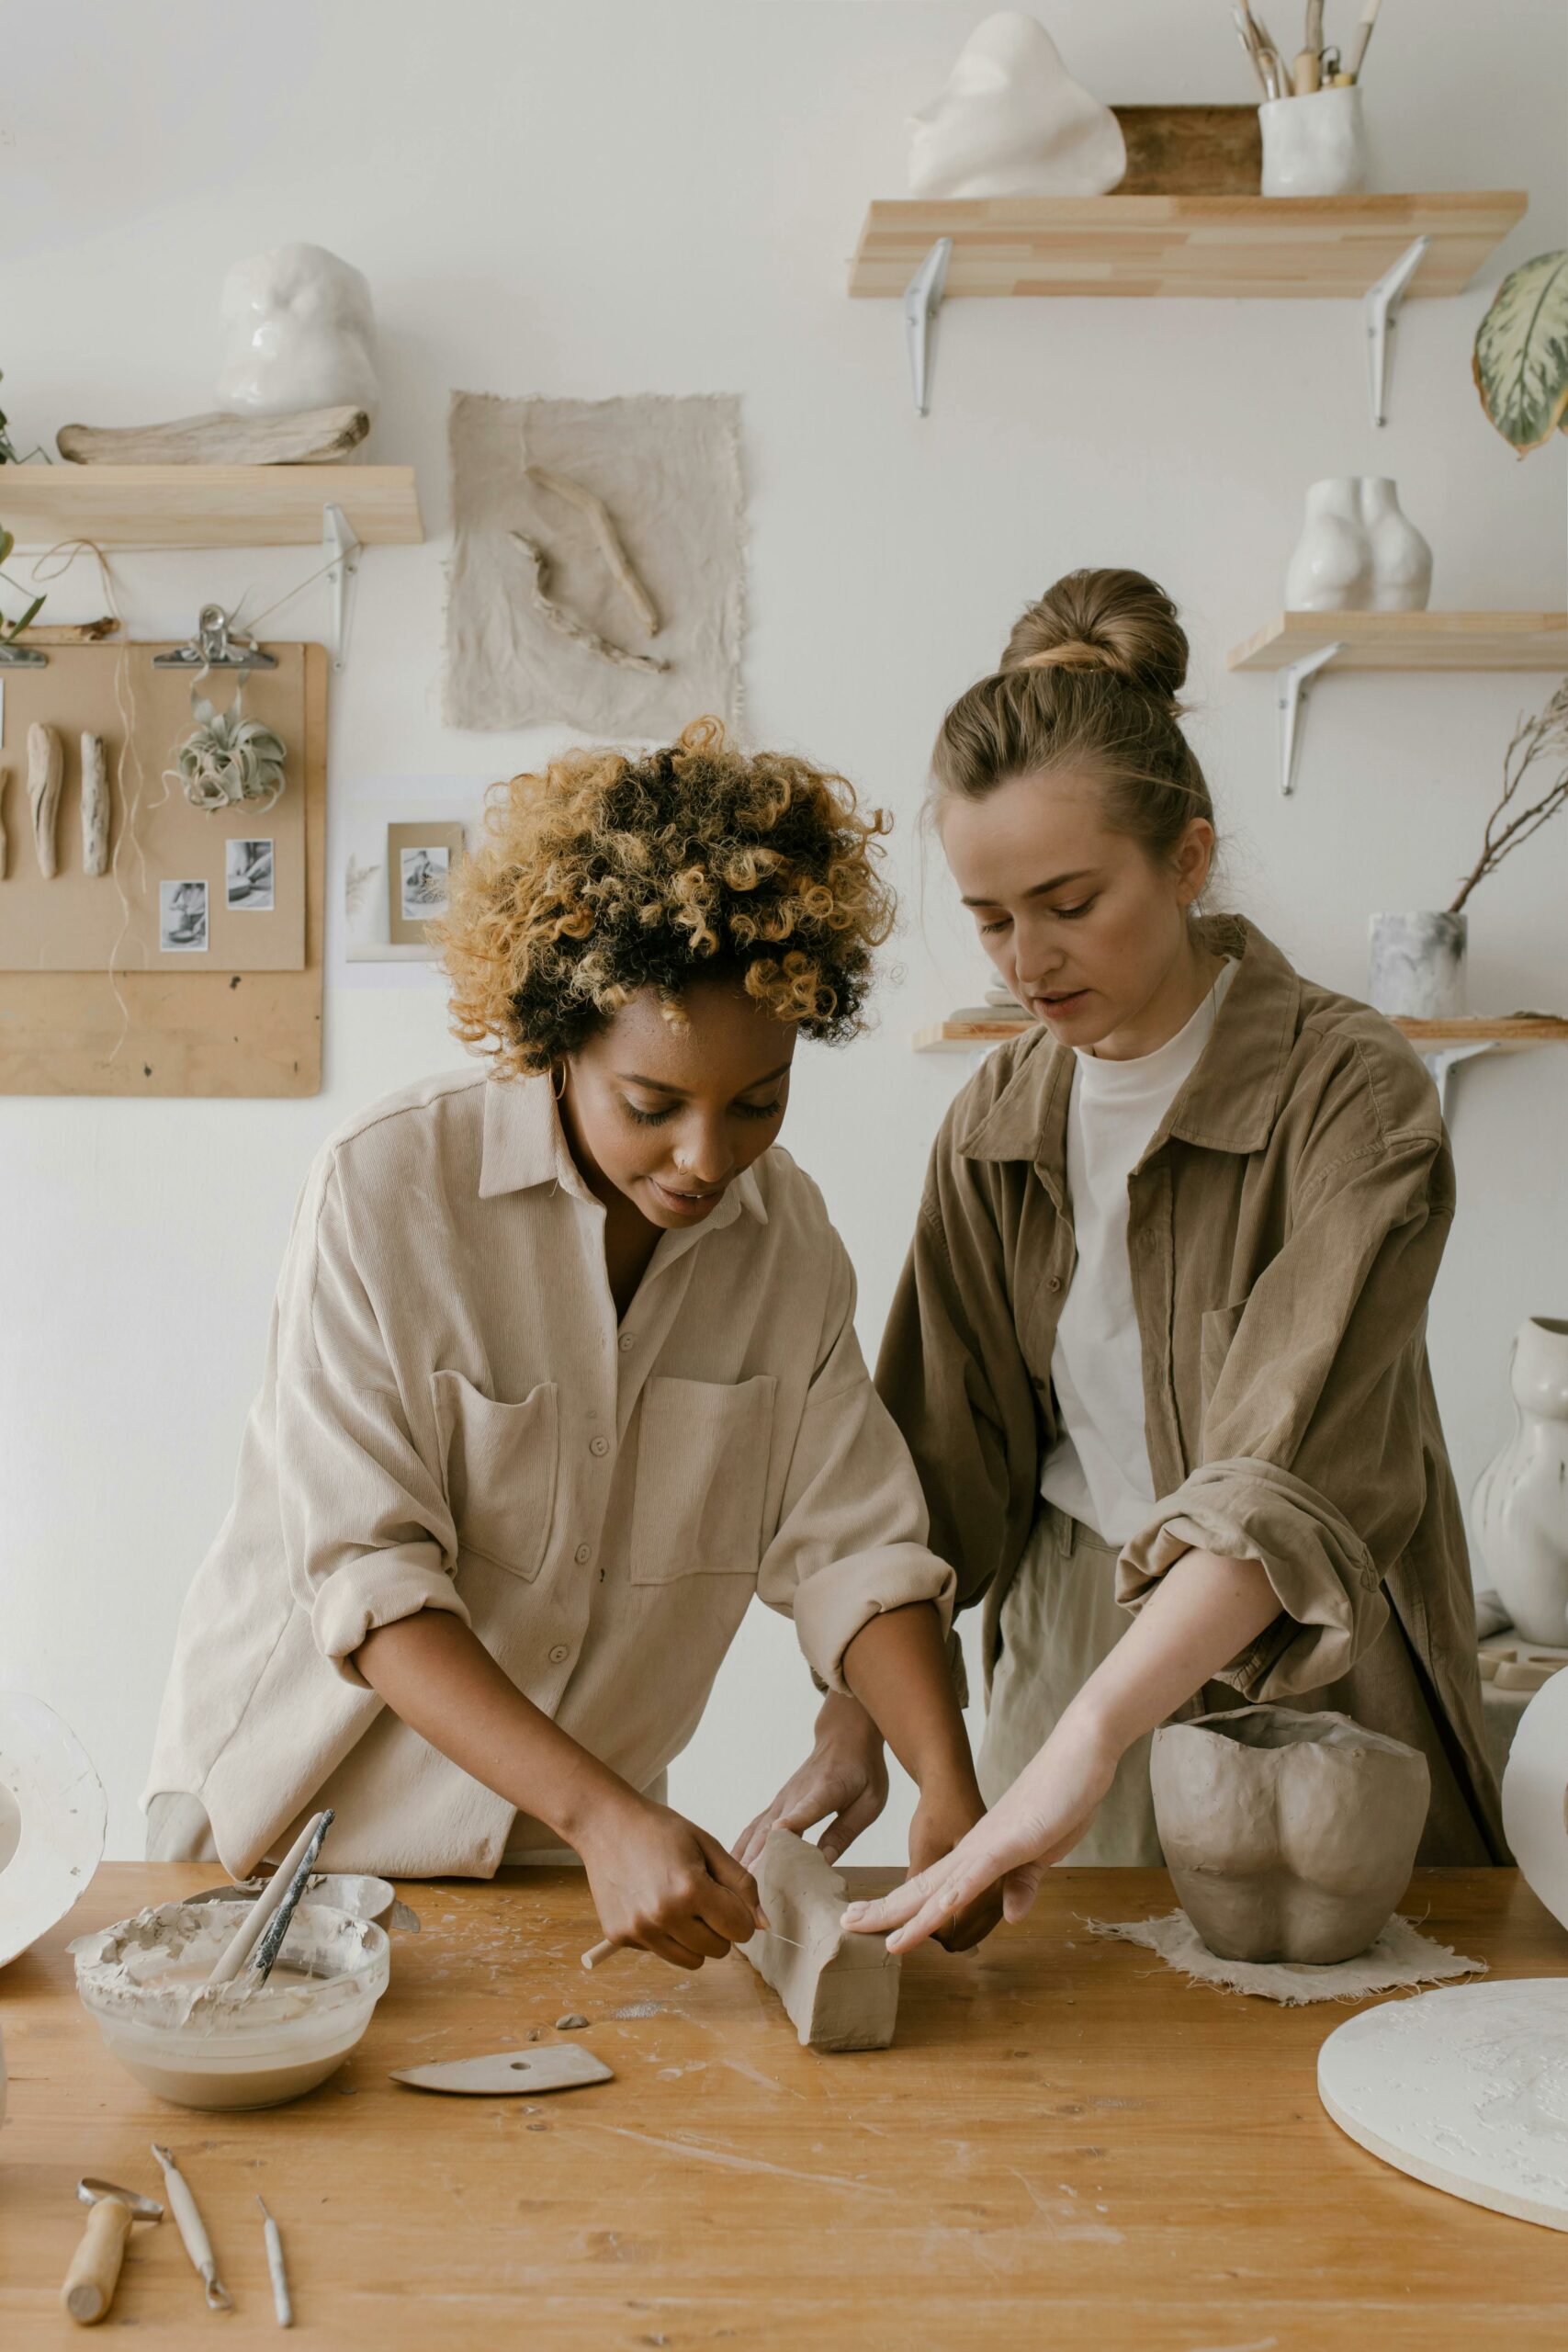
74 1899 389 2109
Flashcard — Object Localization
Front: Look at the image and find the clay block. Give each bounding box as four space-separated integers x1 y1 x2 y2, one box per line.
739 1829 900 2052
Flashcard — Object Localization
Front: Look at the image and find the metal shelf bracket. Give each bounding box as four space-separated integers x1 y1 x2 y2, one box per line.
1278 639 1343 797
323 500 361 673
1365 235 1431 427
1420 1041 1498 1120
904 238 952 417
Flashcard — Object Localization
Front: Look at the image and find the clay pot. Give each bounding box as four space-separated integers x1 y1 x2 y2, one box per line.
1151 1705 1429 1963
1472 1317 1568 1645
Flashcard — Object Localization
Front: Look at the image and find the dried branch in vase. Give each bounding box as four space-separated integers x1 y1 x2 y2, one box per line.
1449 678 1568 915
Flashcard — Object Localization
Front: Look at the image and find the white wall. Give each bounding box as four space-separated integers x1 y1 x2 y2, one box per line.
3 0 1564 1863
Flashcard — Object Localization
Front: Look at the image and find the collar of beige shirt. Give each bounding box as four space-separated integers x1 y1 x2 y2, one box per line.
958 917 1302 1182
476 1063 772 1227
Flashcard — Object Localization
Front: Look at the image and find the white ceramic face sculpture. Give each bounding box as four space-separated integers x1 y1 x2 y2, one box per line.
908 11 1125 202
217 243 379 418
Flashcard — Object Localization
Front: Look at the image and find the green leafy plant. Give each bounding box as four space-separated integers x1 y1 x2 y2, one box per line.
1474 250 1568 455
0 368 45 467
0 525 45 643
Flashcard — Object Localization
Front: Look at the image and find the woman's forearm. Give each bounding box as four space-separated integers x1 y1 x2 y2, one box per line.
840 1600 979 1795
1066 1548 1279 1760
354 1611 633 1844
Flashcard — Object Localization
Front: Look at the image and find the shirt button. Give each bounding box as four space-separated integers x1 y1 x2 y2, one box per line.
574 1543 592 1564
618 1333 635 1352
548 1645 570 1666
1047 1274 1063 1292
589 1436 610 1457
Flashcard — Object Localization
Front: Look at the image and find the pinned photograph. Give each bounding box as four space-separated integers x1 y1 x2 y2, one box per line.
387 820 468 947
160 878 209 953
226 837 276 911
400 843 450 920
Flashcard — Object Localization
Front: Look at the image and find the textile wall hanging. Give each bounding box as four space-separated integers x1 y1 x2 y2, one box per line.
444 391 745 735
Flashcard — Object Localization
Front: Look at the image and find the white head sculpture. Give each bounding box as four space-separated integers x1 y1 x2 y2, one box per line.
908 11 1125 201
217 243 379 418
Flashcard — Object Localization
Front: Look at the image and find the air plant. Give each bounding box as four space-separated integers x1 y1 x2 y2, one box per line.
173 695 288 814
1450 677 1568 914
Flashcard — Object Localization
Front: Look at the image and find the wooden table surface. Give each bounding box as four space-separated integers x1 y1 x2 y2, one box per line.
4 1863 1567 2348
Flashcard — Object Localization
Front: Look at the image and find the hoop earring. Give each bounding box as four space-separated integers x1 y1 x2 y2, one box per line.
550 1063 567 1102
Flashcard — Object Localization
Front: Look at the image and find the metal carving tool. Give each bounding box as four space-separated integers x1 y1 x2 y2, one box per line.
62 2178 163 2325
150 2144 232 2313
249 1810 334 1984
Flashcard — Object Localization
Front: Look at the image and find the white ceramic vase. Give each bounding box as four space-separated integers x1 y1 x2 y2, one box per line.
907 10 1125 199
1367 911 1467 1020
217 243 379 419
1259 85 1368 197
1472 1318 1568 1646
1285 478 1432 613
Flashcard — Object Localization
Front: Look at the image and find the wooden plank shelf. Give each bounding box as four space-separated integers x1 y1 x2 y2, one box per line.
914 1013 1568 1055
0 465 423 549
1229 611 1568 673
849 190 1527 300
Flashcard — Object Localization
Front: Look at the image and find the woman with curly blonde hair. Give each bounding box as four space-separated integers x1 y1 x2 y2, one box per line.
145 720 999 1965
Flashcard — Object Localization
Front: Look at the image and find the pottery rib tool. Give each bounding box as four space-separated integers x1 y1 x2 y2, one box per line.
389 2044 615 2096
150 2144 232 2313
62 2179 163 2326
249 1811 334 1985
256 2199 292 2329
206 1809 333 1986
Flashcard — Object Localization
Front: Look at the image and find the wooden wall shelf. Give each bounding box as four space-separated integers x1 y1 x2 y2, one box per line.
1229 611 1568 673
914 1014 1568 1056
849 191 1527 301
0 465 424 549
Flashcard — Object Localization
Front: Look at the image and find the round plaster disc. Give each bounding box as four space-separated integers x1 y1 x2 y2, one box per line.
1319 1979 1568 2233
1502 1668 1568 1934
0 1693 107 1968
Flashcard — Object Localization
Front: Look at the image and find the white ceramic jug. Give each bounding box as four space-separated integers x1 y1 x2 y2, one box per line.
1473 1318 1568 1646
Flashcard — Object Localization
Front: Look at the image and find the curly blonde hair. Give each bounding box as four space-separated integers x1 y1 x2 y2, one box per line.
437 717 896 1078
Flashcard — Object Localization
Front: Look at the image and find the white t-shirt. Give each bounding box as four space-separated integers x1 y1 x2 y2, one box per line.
1039 961 1238 1545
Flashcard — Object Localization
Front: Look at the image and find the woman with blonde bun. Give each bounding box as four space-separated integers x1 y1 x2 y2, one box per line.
744 570 1503 1953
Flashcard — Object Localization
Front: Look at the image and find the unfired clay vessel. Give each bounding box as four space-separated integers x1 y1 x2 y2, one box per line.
1151 1705 1429 1964
907 11 1124 201
217 243 378 419
1473 1317 1568 1645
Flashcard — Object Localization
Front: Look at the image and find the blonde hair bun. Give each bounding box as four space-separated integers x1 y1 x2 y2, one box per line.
1003 568 1189 705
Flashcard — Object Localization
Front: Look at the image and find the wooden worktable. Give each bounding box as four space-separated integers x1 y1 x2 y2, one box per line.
4 1864 1566 2347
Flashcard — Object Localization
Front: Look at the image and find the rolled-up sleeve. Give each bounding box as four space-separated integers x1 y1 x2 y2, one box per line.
1119 1118 1453 1699
758 1238 955 1693
276 1158 469 1685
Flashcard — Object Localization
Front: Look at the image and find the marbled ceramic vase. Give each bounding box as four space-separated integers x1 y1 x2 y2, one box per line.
1368 910 1467 1019
1472 1318 1568 1646
1151 1706 1429 1963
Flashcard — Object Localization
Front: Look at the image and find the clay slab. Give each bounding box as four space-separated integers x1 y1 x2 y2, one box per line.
739 1829 900 2052
1319 1979 1568 2232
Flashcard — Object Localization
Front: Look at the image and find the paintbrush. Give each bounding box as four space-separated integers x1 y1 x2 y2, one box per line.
1293 0 1325 91
1347 0 1383 81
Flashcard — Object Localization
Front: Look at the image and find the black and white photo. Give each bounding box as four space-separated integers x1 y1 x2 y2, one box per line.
400 843 450 920
159 878 209 953
226 837 276 911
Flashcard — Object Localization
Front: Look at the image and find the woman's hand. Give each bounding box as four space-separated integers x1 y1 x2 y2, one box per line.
843 1711 1122 1953
577 1791 765 1971
907 1780 1004 1951
733 1692 890 1872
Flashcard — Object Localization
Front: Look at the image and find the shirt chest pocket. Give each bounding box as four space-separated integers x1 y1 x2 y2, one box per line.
630 1374 777 1585
431 1370 559 1582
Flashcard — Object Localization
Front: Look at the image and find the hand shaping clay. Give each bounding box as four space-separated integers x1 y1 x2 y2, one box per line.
1151 1705 1428 1964
739 1830 900 2052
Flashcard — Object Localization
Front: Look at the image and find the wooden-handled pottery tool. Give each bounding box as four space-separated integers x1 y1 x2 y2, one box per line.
150 2144 232 2312
256 2198 292 2328
206 1809 333 1987
581 1926 802 1971
389 2044 615 2096
62 2179 163 2326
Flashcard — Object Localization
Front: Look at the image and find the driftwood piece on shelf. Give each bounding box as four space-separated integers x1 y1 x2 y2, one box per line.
28 724 62 879
55 405 371 467
1111 106 1263 196
80 733 109 876
508 532 668 675
525 464 660 637
17 617 119 645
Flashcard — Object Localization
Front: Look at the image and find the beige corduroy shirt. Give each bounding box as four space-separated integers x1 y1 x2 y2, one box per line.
144 1067 955 1879
877 917 1505 1866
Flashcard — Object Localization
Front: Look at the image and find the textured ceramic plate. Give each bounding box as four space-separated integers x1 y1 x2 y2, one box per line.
1319 1978 1568 2232
1502 1670 1568 1933
0 1693 107 1967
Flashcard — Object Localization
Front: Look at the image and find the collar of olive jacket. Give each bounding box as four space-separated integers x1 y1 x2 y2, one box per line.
958 916 1300 1194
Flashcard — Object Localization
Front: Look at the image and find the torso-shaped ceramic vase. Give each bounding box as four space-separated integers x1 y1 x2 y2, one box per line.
1360 478 1433 612
1472 1317 1568 1646
1151 1705 1429 1963
1284 478 1432 613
